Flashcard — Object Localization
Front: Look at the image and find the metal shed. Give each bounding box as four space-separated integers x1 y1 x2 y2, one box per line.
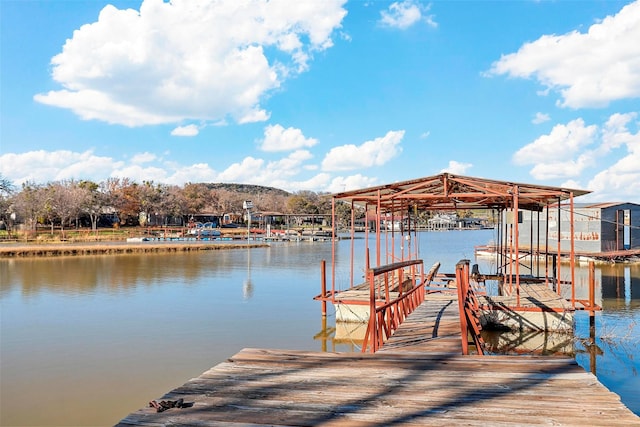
518 202 640 254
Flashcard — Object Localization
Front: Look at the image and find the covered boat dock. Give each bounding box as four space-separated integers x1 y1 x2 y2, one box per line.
316 173 599 350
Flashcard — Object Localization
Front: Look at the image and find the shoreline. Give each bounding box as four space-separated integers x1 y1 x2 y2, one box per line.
0 240 269 257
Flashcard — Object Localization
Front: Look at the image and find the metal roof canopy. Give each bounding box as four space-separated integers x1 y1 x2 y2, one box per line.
331 173 590 212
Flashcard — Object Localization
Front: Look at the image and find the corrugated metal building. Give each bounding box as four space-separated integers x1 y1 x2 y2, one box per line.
516 202 640 253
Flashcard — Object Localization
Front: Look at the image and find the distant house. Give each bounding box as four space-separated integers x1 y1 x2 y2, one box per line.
516 202 639 253
427 213 457 230
427 213 489 230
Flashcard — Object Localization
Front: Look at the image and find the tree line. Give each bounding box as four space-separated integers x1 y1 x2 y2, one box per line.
0 175 338 237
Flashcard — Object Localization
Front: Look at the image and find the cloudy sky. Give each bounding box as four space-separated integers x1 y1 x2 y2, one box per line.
1 0 639 201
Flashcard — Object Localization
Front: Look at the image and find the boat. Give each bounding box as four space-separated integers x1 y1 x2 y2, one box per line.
188 222 222 237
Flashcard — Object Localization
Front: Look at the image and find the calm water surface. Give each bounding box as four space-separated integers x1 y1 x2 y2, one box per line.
1 230 638 426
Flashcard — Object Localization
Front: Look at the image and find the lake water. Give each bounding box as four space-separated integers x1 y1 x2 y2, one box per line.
1 229 638 426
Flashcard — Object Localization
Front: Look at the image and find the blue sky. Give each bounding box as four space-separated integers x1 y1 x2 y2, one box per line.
1 0 639 201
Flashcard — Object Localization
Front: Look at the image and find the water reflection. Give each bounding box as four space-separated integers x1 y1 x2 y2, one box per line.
1 243 335 426
482 329 576 355
243 248 253 300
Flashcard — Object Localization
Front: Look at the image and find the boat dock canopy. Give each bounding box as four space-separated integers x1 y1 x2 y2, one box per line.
331 173 590 212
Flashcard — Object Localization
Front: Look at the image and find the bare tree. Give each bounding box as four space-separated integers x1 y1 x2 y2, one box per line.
12 182 46 235
0 175 16 237
103 178 141 226
182 183 209 218
79 180 105 231
138 181 162 226
45 181 86 238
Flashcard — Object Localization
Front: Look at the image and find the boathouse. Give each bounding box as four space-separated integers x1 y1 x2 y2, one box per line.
515 202 640 254
319 173 596 340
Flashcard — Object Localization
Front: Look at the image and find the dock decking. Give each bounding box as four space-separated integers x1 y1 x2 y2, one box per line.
118 347 640 426
478 283 575 332
377 293 462 354
118 290 640 426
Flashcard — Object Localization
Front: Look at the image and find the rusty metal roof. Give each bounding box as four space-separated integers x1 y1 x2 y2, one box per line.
331 173 590 212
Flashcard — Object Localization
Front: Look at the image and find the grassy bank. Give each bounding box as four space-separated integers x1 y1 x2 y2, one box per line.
0 241 269 257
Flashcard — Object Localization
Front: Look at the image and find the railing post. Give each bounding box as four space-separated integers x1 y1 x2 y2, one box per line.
456 260 469 355
368 268 377 353
589 260 595 315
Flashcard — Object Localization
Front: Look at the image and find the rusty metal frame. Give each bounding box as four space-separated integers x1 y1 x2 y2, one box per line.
326 173 591 351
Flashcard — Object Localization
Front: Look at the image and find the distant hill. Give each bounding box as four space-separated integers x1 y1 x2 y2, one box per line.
203 183 291 198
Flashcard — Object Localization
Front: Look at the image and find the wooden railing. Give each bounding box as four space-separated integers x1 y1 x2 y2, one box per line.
456 259 485 355
362 260 441 353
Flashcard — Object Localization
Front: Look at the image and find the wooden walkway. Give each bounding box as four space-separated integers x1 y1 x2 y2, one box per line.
378 293 462 354
118 291 640 426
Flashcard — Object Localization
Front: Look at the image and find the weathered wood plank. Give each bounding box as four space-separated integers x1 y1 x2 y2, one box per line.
117 347 640 427
118 290 639 427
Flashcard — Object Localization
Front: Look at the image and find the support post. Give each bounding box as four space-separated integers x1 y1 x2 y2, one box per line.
557 198 562 296
376 190 381 267
514 185 520 307
588 260 595 315
321 260 327 317
570 192 576 306
350 200 355 288
331 197 336 301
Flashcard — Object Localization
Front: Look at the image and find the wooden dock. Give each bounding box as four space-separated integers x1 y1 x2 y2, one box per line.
377 293 462 354
478 283 575 332
118 347 640 426
118 291 640 426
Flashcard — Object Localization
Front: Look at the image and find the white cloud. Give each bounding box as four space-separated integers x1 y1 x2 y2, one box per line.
532 112 550 124
275 173 332 192
586 112 640 200
130 152 157 164
379 1 437 30
601 112 639 151
513 118 597 168
587 161 640 201
0 148 327 191
165 163 219 185
34 0 347 127
527 155 596 180
325 174 378 193
216 150 313 185
217 157 266 182
321 130 405 171
260 124 318 151
0 150 122 185
171 124 200 137
111 164 169 183
440 160 472 175
488 1 640 108
513 113 640 200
